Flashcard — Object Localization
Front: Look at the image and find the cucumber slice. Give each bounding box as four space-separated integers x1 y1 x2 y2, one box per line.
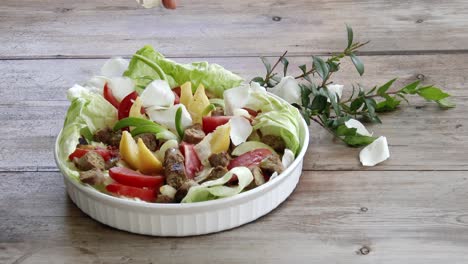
231 141 275 156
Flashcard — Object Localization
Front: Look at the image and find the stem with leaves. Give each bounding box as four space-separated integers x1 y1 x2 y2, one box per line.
251 25 455 147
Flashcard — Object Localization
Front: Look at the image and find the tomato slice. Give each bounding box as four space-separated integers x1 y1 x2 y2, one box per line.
68 147 112 161
202 116 232 134
172 86 181 97
227 148 272 170
118 91 138 120
106 183 157 202
180 142 202 179
103 83 120 109
109 167 164 189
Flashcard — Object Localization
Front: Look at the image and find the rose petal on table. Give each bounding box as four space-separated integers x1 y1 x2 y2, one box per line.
359 136 390 166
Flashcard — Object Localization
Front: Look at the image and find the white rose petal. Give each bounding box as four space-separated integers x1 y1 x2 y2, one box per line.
107 77 135 102
250 81 267 93
223 85 251 115
101 57 129 77
327 84 344 102
282 149 295 169
140 80 175 109
233 108 250 118
146 104 192 132
359 136 390 166
230 116 252 146
345 118 373 136
268 76 301 105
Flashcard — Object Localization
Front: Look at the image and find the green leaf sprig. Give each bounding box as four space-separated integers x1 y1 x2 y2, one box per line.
252 26 455 147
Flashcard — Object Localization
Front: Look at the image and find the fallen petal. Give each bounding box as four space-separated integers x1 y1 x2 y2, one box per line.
359 136 390 166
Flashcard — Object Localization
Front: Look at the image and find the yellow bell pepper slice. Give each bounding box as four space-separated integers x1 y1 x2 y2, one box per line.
137 138 163 174
188 84 210 124
129 97 144 119
179 82 193 108
210 123 231 154
119 131 140 170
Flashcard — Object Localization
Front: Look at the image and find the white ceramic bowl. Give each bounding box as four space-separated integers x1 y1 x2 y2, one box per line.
55 104 309 236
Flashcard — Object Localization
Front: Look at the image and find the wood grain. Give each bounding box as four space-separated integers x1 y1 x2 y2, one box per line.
0 54 466 171
1 170 468 263
2 0 468 58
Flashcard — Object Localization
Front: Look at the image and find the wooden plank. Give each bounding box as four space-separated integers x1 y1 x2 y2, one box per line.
2 0 468 57
1 171 468 263
0 54 466 171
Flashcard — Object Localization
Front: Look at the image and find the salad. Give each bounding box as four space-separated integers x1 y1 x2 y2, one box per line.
57 46 304 203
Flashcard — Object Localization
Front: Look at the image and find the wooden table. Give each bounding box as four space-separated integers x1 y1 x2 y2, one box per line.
1 1 467 263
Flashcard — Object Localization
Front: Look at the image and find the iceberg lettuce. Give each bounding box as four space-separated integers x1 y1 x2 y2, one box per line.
182 167 253 203
57 85 117 180
124 46 243 97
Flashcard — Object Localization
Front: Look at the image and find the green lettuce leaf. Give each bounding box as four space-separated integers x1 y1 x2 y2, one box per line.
124 45 243 97
182 167 253 203
57 85 118 180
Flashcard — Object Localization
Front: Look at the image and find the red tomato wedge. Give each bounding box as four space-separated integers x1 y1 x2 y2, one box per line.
103 83 120 109
227 148 272 170
106 183 157 202
202 116 232 134
118 91 138 120
68 148 112 161
180 142 202 179
109 167 164 189
172 86 181 97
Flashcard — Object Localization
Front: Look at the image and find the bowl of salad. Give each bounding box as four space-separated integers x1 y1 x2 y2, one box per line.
55 46 309 236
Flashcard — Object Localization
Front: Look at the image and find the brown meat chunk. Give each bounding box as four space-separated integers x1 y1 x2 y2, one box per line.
204 166 228 182
208 152 231 167
79 169 105 185
73 151 105 171
164 148 187 189
134 133 158 151
183 123 206 144
155 195 175 203
261 135 286 153
174 180 199 203
211 106 225 116
246 166 265 190
94 127 122 147
259 154 284 175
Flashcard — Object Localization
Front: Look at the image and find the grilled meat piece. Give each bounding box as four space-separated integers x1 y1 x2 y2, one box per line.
79 169 105 185
73 151 105 171
204 166 228 182
208 152 231 167
174 180 199 203
164 148 188 189
259 154 284 175
134 133 158 151
94 127 122 147
261 135 286 153
183 123 206 144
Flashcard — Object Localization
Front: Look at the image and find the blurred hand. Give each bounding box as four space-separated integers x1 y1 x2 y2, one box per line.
162 0 177 9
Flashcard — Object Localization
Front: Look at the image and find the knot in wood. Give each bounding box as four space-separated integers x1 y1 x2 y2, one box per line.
272 16 282 22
